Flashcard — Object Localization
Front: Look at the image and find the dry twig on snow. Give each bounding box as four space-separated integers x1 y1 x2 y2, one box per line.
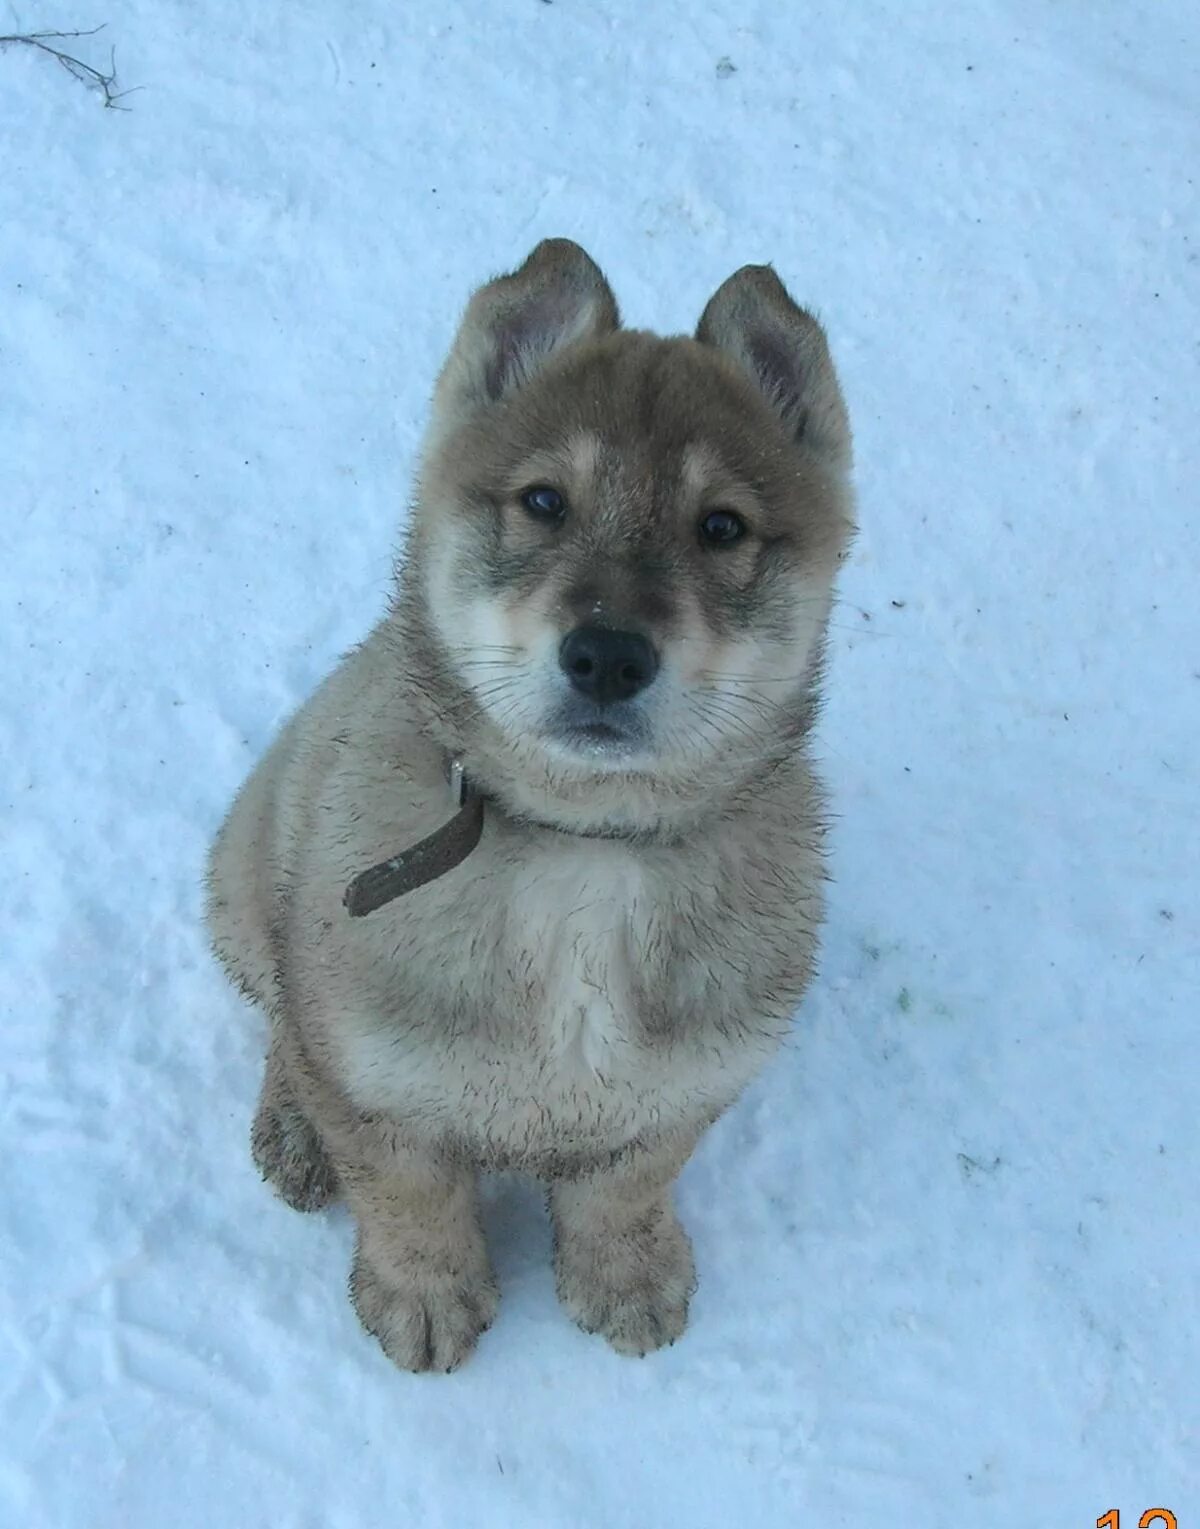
0 25 138 109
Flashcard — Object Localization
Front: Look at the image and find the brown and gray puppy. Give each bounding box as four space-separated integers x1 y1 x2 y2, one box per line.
206 239 854 1372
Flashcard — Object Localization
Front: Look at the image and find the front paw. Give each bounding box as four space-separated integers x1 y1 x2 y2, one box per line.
251 1092 338 1213
555 1207 696 1357
349 1249 499 1374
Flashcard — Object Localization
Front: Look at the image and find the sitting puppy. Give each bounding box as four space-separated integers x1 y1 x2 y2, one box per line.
206 240 854 1372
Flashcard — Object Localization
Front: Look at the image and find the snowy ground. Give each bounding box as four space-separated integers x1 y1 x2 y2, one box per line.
3 1 1198 1524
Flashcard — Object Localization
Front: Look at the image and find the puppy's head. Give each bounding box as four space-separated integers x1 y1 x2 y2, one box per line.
406 240 854 820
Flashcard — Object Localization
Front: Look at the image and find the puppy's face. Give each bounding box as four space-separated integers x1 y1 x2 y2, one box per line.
414 243 853 786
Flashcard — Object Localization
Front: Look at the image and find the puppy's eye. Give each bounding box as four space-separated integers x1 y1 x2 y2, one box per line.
699 509 747 547
520 485 567 523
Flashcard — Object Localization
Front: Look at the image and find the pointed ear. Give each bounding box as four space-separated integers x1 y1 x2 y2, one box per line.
696 266 851 470
431 239 619 435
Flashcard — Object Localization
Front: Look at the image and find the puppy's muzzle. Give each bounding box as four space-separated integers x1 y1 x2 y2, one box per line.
558 626 658 704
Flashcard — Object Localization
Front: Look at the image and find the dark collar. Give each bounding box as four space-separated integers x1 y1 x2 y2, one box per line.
343 761 483 917
342 758 651 918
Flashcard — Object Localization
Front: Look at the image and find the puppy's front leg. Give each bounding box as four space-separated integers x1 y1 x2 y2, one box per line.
251 1038 338 1213
551 1132 699 1357
343 1144 498 1373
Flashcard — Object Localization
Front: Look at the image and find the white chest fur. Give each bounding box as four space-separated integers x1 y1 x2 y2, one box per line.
332 839 707 1160
508 849 642 1076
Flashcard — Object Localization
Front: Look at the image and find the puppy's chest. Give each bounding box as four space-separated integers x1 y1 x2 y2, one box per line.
342 843 714 1135
498 862 642 1070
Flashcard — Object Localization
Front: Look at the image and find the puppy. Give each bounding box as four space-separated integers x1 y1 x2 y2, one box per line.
206 240 854 1371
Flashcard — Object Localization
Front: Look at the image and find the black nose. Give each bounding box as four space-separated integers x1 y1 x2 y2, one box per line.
559 626 659 704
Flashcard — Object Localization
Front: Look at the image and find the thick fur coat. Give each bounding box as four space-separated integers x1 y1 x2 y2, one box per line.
206 240 854 1370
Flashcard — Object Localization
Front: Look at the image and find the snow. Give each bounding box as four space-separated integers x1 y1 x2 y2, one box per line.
2 1 1197 1524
